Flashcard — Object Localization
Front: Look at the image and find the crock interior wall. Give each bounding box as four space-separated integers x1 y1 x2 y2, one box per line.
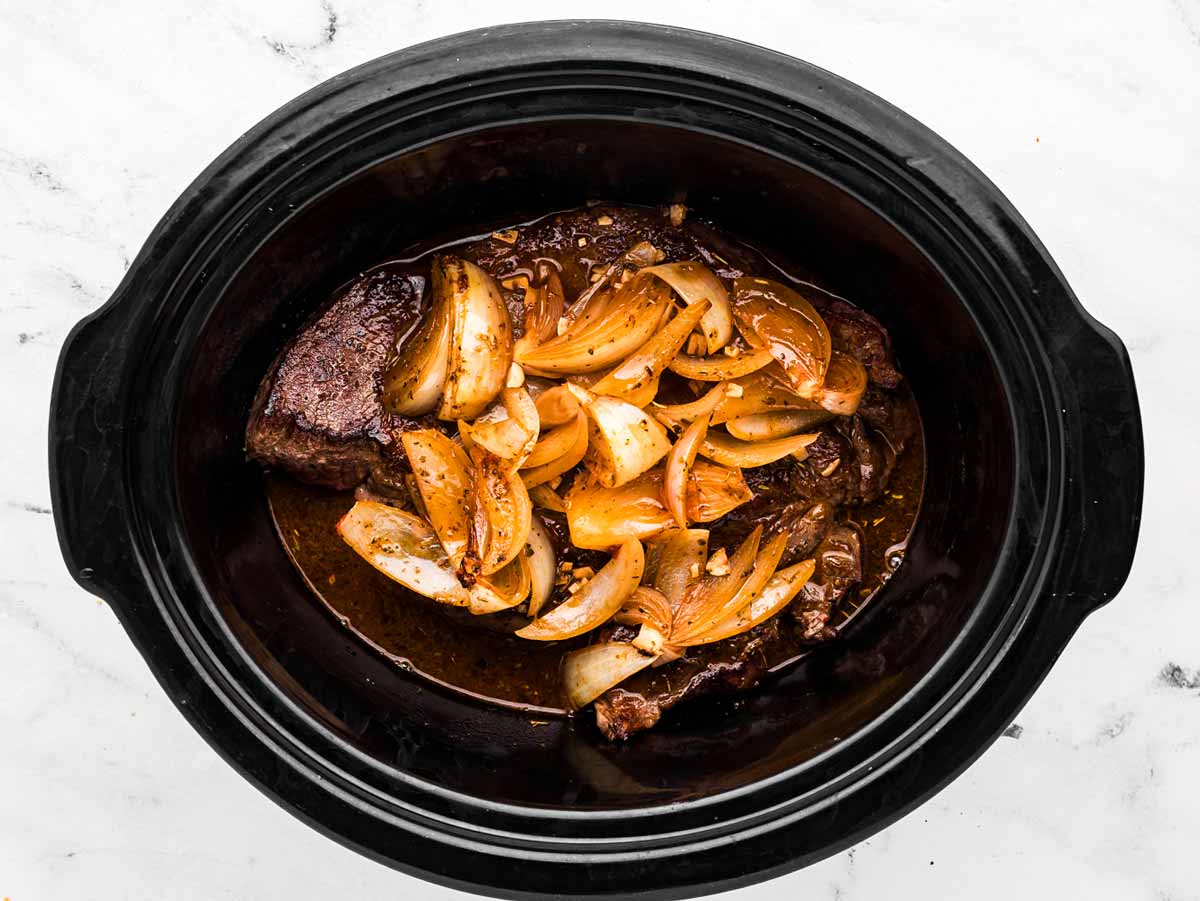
176 120 1014 808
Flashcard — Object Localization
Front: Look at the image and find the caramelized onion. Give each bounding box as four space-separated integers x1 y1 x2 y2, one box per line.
520 410 589 489
686 460 753 522
644 261 733 352
382 294 452 416
667 347 774 381
710 367 824 424
460 387 539 468
528 484 567 513
562 642 657 709
673 531 788 644
468 450 533 576
571 385 671 488
533 384 581 427
436 256 515 420
522 409 586 470
651 382 727 432
468 553 532 615
400 430 474 565
591 299 711 405
671 527 762 637
683 559 816 645
515 271 671 374
700 430 820 467
809 351 867 416
725 409 833 441
663 412 710 527
565 471 674 550
650 529 710 608
525 516 557 618
336 502 469 606
732 276 831 393
517 539 645 640
614 585 673 636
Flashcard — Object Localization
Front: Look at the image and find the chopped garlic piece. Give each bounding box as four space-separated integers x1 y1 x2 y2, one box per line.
820 458 841 477
506 362 525 388
596 214 613 226
689 562 701 579
668 203 688 226
491 229 518 244
725 383 744 398
577 236 588 247
556 316 570 336
706 548 730 576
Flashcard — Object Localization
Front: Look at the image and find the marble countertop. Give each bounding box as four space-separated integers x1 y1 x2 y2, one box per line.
2 1 1196 898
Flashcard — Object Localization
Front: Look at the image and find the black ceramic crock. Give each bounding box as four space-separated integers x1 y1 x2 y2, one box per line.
49 21 1143 899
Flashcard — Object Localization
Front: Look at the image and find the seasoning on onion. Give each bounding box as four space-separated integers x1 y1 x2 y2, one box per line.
517 538 645 640
435 256 515 420
459 386 539 469
527 484 567 513
522 408 586 470
673 531 788 644
467 449 533 576
615 586 675 655
709 366 825 424
520 410 588 489
807 351 868 416
512 262 565 359
732 276 831 394
533 383 581 428
685 460 753 522
381 294 452 416
336 501 469 606
400 430 474 566
565 471 674 550
590 298 711 406
667 347 774 381
643 261 733 353
562 641 658 710
467 552 532 615
671 526 762 638
569 384 672 488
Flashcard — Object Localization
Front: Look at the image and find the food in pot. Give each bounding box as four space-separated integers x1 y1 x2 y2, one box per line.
247 204 923 739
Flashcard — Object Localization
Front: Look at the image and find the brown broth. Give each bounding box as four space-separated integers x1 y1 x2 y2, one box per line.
264 204 925 715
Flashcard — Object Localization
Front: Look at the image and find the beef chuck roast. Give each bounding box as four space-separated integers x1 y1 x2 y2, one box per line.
246 266 426 490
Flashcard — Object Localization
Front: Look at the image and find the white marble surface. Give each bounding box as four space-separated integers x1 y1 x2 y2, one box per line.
2 1 1197 898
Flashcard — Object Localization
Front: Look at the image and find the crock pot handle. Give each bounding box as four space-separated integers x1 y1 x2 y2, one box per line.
1047 316 1143 619
49 302 138 606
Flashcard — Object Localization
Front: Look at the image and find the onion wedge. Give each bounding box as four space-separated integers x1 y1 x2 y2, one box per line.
732 276 831 394
808 351 868 416
400 430 474 565
467 553 532 615
571 385 671 488
565 471 675 550
336 502 469 606
562 641 657 709
651 382 727 432
522 409 586 470
644 261 733 353
668 347 774 381
700 430 820 467
533 384 581 428
525 516 557 618
459 387 539 468
663 412 710 527
528 484 567 513
686 460 753 522
520 410 589 489
515 271 671 374
615 585 673 635
725 409 833 441
671 526 762 638
517 539 645 640
590 299 711 405
682 559 816 646
382 293 452 416
650 529 710 609
673 531 788 644
467 450 533 576
710 367 825 424
437 256 515 420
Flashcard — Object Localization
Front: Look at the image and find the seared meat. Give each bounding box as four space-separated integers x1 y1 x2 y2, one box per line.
792 525 864 640
246 267 425 489
811 295 903 389
594 621 780 741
